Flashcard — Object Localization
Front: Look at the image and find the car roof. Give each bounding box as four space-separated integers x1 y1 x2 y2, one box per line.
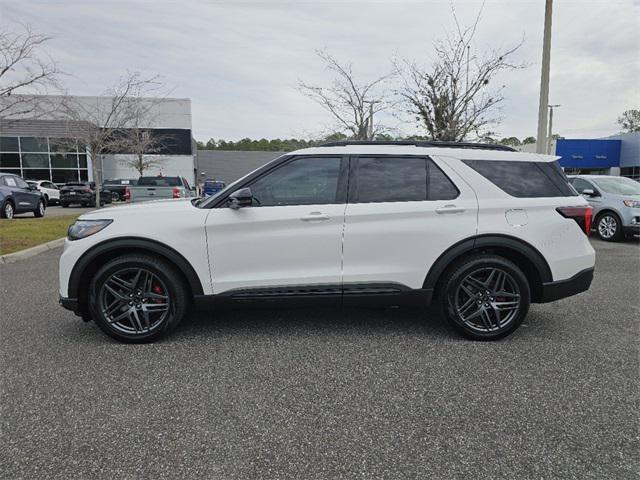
287 144 559 162
568 174 628 180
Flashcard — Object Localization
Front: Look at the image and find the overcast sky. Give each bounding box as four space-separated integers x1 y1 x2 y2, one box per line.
2 0 639 141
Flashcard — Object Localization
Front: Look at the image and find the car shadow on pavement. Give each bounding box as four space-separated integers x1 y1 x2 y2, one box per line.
172 305 457 342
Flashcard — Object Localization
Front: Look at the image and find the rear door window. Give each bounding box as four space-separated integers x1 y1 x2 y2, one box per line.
353 156 427 203
352 156 459 203
462 160 575 197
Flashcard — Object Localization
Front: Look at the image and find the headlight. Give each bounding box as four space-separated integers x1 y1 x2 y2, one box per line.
623 200 640 208
67 219 113 240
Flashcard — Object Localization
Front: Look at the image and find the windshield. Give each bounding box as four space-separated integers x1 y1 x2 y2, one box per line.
138 177 181 187
592 177 640 195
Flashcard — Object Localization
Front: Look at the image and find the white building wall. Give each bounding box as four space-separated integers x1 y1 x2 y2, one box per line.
100 154 196 183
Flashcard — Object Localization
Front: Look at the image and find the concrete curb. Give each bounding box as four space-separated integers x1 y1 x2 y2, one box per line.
0 237 65 265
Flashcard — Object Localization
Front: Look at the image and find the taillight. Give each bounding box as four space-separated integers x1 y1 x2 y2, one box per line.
172 187 181 199
556 206 593 236
85 188 92 194
124 187 130 201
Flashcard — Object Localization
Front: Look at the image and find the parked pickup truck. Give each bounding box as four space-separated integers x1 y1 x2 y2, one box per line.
124 176 197 203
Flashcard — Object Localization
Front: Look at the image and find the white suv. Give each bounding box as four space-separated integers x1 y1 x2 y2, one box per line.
59 141 596 343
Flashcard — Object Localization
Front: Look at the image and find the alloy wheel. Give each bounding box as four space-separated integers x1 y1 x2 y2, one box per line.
453 267 521 332
38 202 45 216
4 203 14 219
598 215 617 239
99 267 170 335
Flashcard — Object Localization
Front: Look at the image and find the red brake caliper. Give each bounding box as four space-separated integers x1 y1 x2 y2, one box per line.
153 285 164 304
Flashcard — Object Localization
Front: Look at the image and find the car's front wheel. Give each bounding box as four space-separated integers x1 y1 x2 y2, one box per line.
89 254 189 343
595 212 623 241
439 254 530 340
33 200 45 218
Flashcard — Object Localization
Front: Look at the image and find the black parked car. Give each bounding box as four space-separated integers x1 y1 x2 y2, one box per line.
60 182 113 208
0 172 46 219
102 178 137 201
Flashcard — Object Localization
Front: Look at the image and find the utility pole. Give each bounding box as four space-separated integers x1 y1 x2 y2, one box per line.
365 100 381 140
547 104 561 154
536 0 554 154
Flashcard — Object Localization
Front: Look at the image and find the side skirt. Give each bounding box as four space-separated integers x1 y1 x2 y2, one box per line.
193 283 434 310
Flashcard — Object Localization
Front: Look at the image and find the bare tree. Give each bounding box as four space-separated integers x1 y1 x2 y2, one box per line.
617 109 640 133
394 4 525 141
0 23 61 121
298 50 394 140
60 72 166 205
118 126 169 177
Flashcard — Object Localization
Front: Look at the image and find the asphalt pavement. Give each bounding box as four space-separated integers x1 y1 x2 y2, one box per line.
0 239 638 479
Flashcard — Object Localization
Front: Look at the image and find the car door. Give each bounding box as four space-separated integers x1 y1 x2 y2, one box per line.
342 155 478 291
7 175 38 212
43 182 60 201
205 155 348 294
571 177 603 214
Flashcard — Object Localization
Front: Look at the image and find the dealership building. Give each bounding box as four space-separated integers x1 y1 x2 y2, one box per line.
0 95 196 185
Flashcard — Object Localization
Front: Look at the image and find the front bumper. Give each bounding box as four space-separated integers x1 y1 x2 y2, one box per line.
59 295 81 315
538 267 594 303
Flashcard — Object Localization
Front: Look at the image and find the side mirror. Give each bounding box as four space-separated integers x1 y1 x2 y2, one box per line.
228 187 253 209
581 188 597 197
28 184 38 191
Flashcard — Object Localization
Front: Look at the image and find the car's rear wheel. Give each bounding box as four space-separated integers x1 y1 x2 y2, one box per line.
439 254 530 340
61 202 69 208
595 212 623 241
33 199 45 217
1 200 15 219
89 254 189 343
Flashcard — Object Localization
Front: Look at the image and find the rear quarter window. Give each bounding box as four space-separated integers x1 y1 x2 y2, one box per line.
462 160 575 198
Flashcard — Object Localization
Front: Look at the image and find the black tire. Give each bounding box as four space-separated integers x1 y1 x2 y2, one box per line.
88 254 189 343
43 194 49 207
33 199 45 218
61 202 69 208
1 199 15 219
595 211 623 241
438 254 531 341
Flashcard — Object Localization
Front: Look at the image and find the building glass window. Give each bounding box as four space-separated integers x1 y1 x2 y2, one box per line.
49 138 78 153
0 137 19 151
20 137 49 152
52 169 80 184
0 153 21 168
51 153 78 169
78 154 87 168
22 169 52 181
21 153 50 168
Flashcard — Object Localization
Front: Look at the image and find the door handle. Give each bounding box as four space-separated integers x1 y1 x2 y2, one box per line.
300 212 331 222
436 204 465 214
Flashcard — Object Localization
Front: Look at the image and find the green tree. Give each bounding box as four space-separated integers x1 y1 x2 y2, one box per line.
522 136 536 145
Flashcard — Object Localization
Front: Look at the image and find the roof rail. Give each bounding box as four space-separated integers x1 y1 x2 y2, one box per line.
319 140 517 152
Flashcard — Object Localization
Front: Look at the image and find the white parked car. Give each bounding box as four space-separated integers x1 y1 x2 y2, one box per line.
59 141 596 343
26 180 60 206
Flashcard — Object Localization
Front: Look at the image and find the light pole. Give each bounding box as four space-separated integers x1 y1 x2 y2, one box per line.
547 104 561 154
364 100 381 140
536 0 554 154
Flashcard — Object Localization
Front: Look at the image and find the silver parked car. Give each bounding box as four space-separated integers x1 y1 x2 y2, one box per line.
569 175 640 241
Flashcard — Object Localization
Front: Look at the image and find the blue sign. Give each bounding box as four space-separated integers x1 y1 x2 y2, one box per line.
556 139 621 168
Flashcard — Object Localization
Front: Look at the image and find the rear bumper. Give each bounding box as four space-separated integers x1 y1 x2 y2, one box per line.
61 194 92 202
538 267 594 303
